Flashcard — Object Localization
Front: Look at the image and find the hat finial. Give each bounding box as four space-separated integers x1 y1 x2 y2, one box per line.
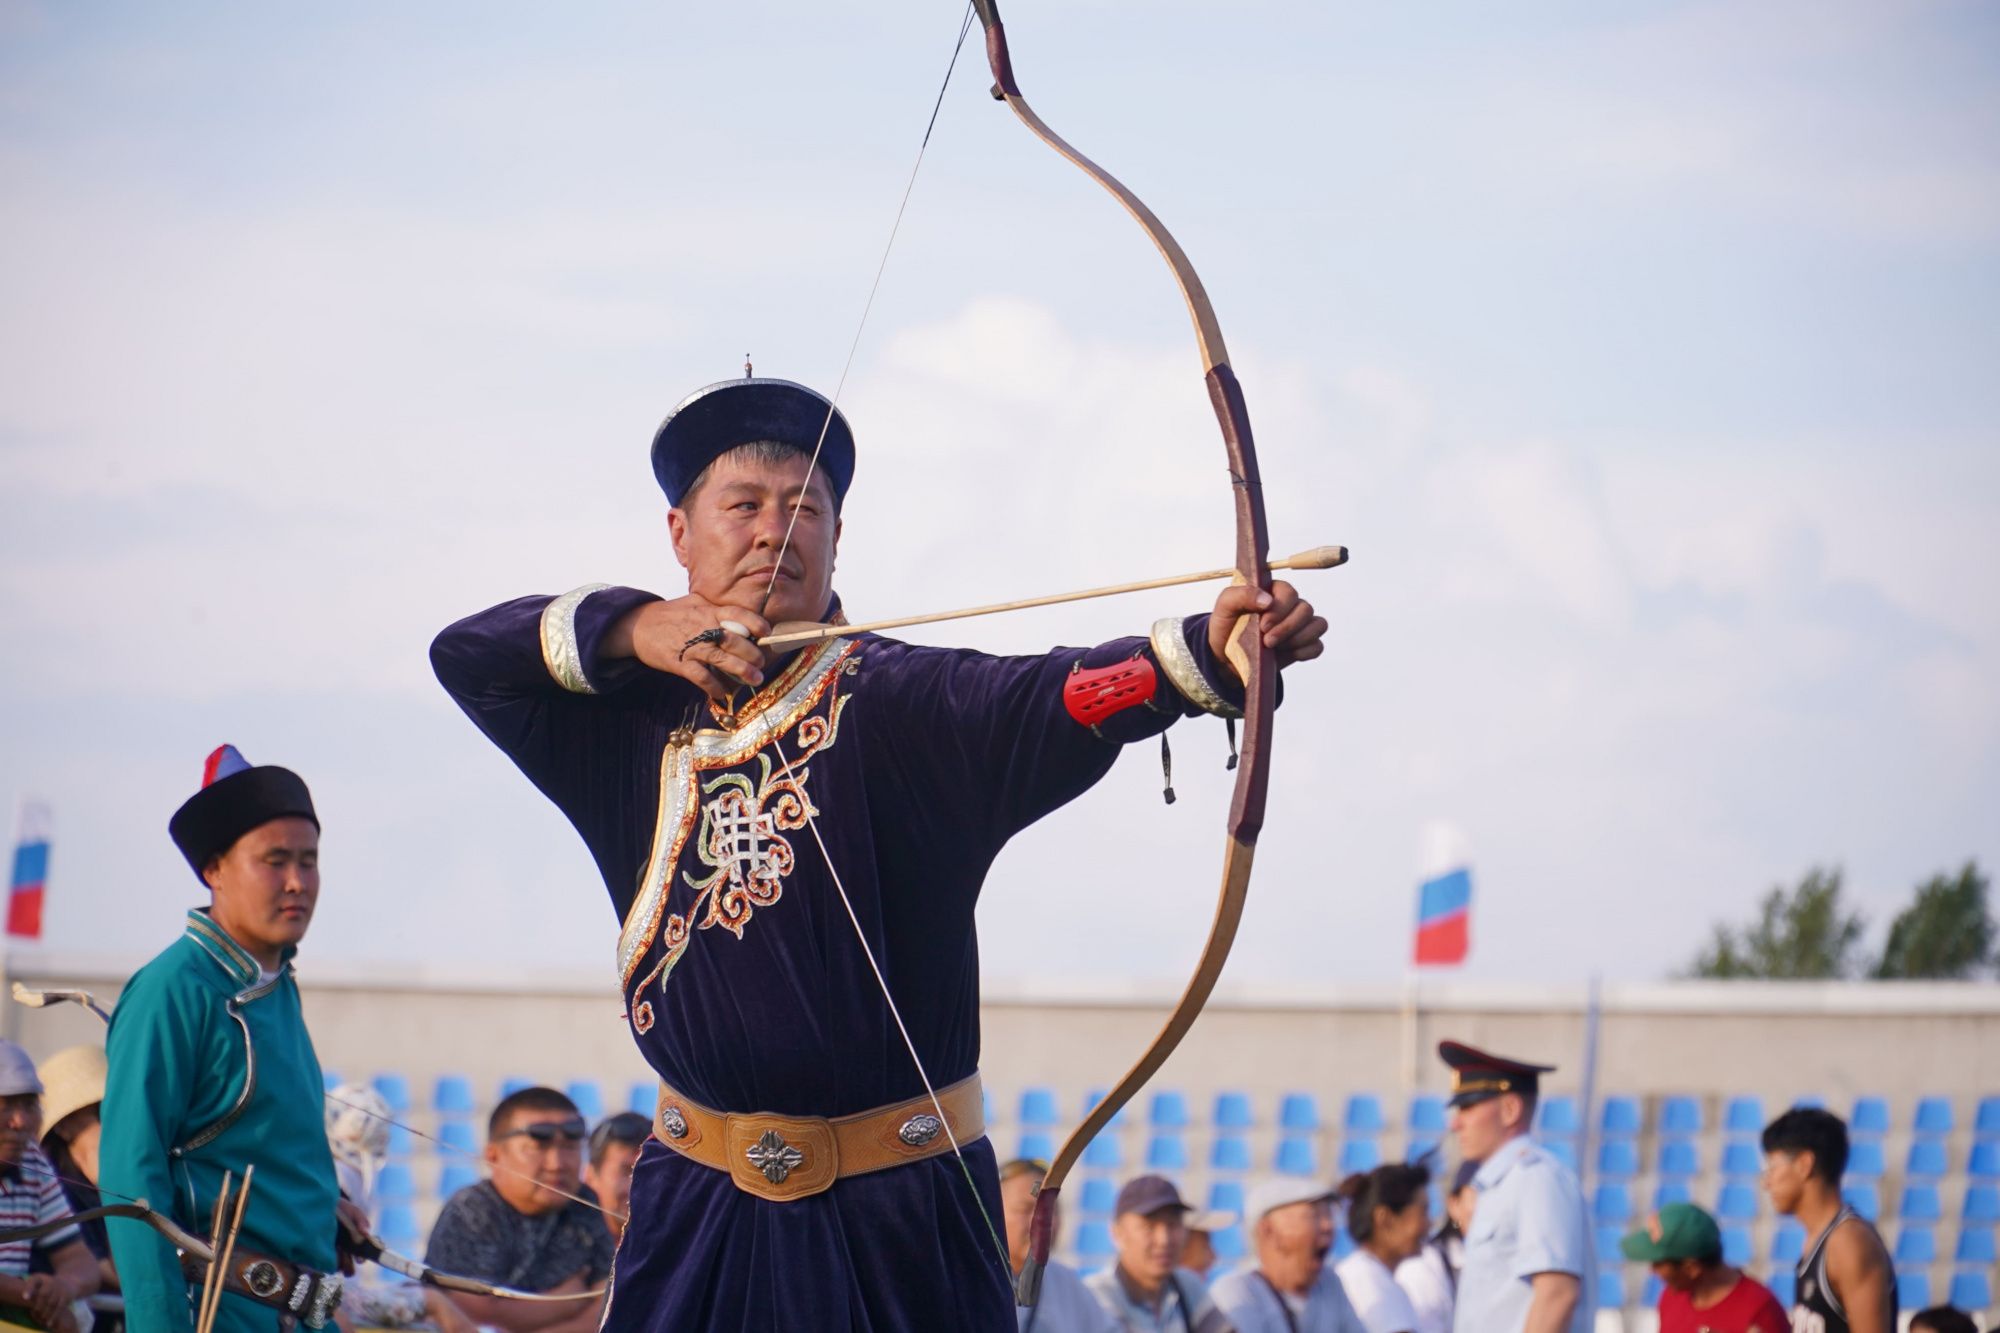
744 354 753 379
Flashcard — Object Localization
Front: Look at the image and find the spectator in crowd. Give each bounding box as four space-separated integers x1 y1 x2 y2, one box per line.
1908 1308 1977 1333
1180 1205 1238 1280
0 1040 98 1333
1086 1175 1232 1332
34 1045 116 1298
1620 1201 1787 1333
1396 1159 1476 1333
1761 1107 1894 1333
1438 1041 1592 1333
426 1086 612 1332
997 1159 1116 1333
1334 1163 1431 1333
582 1112 649 1247
1210 1178 1365 1332
324 1083 475 1333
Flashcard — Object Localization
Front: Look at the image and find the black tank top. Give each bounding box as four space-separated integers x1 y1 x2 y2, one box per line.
1793 1205 1895 1333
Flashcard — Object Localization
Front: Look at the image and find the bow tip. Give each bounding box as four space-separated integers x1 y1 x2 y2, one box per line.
1014 1255 1046 1308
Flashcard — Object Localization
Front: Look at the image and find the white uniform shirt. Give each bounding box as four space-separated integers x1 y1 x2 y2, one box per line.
1453 1136 1594 1333
1210 1263 1368 1333
1021 1260 1121 1333
1336 1249 1423 1333
1393 1240 1456 1333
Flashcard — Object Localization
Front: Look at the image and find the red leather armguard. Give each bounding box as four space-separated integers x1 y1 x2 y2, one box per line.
1063 657 1159 727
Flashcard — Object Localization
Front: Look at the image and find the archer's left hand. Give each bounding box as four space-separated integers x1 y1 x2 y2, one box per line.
1208 580 1327 678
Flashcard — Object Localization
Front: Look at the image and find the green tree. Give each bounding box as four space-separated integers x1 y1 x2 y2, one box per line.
1687 866 1867 979
1873 861 1994 979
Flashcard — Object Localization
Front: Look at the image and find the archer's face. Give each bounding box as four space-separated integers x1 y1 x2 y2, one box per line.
669 451 840 629
204 817 320 958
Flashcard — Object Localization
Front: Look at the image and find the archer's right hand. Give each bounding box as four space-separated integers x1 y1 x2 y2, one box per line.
607 596 772 705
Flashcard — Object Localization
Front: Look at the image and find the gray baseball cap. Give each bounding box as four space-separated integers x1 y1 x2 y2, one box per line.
0 1041 44 1098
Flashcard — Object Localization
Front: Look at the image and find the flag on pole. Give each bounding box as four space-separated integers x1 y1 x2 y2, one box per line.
1413 821 1471 966
8 804 51 941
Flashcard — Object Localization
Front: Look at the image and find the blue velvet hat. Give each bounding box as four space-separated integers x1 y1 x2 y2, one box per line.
168 744 318 880
649 377 855 507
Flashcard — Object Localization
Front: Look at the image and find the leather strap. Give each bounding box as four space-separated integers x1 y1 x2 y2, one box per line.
653 1073 985 1203
179 1243 343 1328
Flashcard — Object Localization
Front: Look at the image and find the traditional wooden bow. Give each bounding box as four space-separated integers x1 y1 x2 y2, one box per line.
961 0 1279 1305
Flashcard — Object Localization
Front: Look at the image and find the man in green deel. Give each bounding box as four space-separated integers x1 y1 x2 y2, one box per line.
101 745 344 1330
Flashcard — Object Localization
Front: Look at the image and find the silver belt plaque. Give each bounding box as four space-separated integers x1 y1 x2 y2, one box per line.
746 1128 806 1184
660 1106 689 1139
899 1113 943 1147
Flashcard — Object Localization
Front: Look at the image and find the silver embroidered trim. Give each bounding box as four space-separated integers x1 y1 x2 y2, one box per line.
746 1129 805 1183
540 583 613 695
661 1106 689 1139
899 1113 942 1147
1150 616 1242 719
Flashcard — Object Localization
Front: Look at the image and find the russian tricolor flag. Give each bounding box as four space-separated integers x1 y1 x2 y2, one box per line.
8 804 50 941
1413 865 1471 966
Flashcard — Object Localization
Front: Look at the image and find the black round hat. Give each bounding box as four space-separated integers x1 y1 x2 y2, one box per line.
649 377 855 506
167 745 318 880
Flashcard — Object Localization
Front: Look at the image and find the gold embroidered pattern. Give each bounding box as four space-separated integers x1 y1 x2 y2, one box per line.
617 637 859 998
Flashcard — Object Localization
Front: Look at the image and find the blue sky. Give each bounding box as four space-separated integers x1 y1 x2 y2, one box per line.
2 0 1995 987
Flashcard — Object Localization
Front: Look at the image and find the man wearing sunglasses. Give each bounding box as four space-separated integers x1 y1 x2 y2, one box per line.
425 1088 613 1332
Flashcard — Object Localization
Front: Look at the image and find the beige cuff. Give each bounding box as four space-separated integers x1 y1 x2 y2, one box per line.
1150 616 1243 719
540 584 613 694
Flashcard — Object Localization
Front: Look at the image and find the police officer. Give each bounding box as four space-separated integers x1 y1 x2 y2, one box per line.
1438 1042 1593 1333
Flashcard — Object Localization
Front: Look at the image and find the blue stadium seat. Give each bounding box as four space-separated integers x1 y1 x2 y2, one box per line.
1594 1225 1623 1260
1018 1131 1054 1161
1721 1141 1762 1179
378 1204 421 1250
1968 1139 2000 1180
1653 1182 1691 1209
1847 1139 1886 1179
1084 1089 1129 1129
1408 1096 1447 1134
564 1081 605 1121
1019 1088 1060 1127
375 1162 415 1204
1210 1136 1253 1172
1767 1270 1795 1307
1600 1097 1642 1136
1642 1274 1663 1307
1913 1096 1954 1136
1079 1178 1117 1216
1954 1225 1996 1265
1405 1139 1439 1165
500 1076 533 1098
1660 1096 1703 1135
1963 1185 2000 1224
433 1075 476 1114
1332 1228 1354 1260
322 1069 341 1093
1214 1091 1255 1130
1716 1182 1759 1222
1977 1097 2000 1136
1893 1226 1936 1265
1537 1096 1581 1137
1075 1221 1115 1260
1212 1224 1246 1261
1896 1270 1931 1311
1850 1096 1891 1136
1657 1139 1700 1179
1906 1139 1949 1179
1344 1094 1386 1135
1770 1219 1806 1263
437 1119 479 1155
1144 1135 1187 1171
438 1163 479 1197
1721 1225 1752 1267
1542 1140 1578 1172
628 1081 654 1117
371 1073 412 1114
1339 1139 1382 1173
1083 1134 1123 1170
1723 1096 1764 1135
1275 1135 1318 1176
1792 1094 1826 1110
1841 1183 1880 1222
1597 1139 1640 1178
1149 1090 1189 1130
1596 1269 1625 1310
1208 1180 1245 1214
1948 1271 1992 1313
1278 1093 1321 1132
1592 1183 1632 1224
386 1123 413 1158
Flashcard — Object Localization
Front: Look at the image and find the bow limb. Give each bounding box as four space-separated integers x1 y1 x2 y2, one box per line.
967 0 1277 1306
0 1202 213 1260
354 1234 607 1304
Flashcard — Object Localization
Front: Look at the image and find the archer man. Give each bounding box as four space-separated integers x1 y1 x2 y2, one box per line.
432 375 1327 1331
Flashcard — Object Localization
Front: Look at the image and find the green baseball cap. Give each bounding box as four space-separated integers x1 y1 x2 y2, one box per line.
1620 1202 1722 1262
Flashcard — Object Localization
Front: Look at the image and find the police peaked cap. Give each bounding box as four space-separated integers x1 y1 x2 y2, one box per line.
1438 1039 1556 1108
649 377 855 507
168 745 318 880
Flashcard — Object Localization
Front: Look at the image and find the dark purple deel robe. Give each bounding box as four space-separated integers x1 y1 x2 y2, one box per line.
431 585 1250 1332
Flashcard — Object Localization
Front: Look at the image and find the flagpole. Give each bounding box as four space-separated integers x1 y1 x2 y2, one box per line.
1577 973 1603 1199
